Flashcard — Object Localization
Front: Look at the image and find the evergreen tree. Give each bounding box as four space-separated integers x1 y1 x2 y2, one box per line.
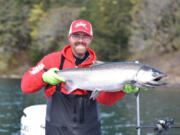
80 0 134 61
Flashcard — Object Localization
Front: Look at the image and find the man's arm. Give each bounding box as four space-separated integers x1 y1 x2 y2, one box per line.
21 52 62 93
96 84 148 105
21 57 49 93
96 91 126 106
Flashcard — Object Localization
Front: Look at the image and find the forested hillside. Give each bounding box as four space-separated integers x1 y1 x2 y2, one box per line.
0 0 180 84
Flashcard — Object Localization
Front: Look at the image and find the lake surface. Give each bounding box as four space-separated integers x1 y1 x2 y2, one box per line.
0 78 180 135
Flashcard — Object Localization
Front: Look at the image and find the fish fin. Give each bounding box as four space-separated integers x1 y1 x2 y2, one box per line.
90 60 106 67
65 80 77 93
90 91 101 100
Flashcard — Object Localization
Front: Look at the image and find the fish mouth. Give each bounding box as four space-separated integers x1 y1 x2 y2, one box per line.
145 74 167 87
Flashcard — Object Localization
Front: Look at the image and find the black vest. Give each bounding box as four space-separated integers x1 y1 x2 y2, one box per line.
45 55 101 135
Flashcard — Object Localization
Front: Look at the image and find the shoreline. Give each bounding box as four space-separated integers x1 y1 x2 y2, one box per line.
0 74 22 79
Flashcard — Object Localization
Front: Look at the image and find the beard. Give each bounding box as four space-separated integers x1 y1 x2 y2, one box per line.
74 41 87 55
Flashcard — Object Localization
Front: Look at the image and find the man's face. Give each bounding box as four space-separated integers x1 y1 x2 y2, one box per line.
69 32 93 58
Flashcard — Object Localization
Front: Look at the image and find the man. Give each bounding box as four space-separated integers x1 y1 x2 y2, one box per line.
21 19 145 135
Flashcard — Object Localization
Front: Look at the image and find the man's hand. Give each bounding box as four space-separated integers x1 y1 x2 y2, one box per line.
122 84 148 94
42 68 66 85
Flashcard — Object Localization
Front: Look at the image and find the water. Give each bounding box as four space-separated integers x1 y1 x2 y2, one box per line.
0 78 180 135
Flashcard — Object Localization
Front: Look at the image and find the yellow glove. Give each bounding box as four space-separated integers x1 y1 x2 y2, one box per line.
123 84 148 94
42 68 65 85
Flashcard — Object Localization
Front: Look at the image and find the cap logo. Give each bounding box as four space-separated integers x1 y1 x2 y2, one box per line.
75 22 87 30
69 19 93 36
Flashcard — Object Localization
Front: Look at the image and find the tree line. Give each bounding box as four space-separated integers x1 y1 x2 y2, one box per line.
0 0 179 74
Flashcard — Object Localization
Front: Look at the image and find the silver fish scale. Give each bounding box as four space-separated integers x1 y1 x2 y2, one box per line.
57 62 167 99
57 62 143 92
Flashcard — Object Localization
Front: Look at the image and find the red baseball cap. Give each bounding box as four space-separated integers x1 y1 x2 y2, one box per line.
69 19 93 37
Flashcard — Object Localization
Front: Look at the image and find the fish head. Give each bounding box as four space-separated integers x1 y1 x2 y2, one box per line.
135 65 167 88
